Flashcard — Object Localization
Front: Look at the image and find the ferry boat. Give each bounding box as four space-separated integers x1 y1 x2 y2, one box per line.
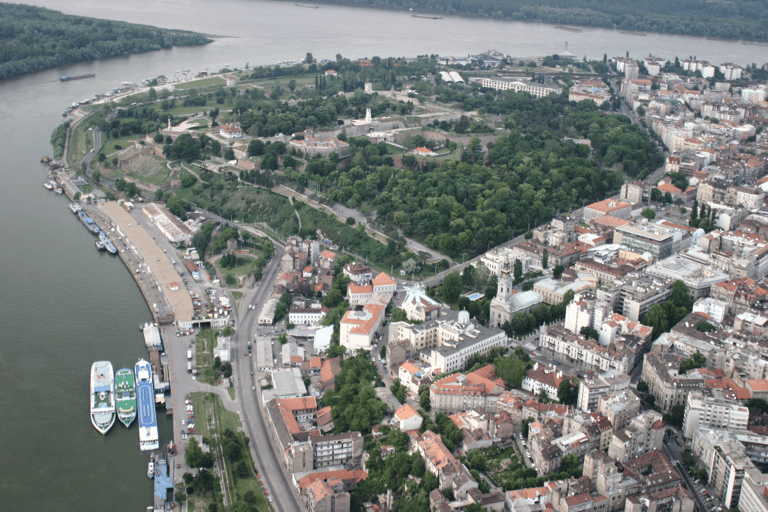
115 368 137 427
90 361 116 434
135 359 159 452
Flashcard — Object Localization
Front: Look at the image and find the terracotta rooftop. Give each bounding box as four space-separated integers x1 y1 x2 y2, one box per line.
657 183 682 194
395 403 420 420
372 272 396 287
591 215 630 227
298 469 368 490
341 303 385 335
586 199 631 213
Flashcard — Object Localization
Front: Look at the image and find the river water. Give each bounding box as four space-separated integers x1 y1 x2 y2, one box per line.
1 0 765 509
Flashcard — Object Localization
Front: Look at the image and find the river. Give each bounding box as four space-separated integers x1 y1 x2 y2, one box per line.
0 0 764 509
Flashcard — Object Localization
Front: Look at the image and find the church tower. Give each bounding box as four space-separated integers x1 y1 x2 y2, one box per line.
490 257 515 328
497 257 514 303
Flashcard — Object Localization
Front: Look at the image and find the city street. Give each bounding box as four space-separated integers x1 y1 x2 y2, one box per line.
229 250 305 512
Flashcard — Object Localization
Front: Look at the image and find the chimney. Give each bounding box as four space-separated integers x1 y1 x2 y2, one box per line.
557 371 562 379
534 363 539 371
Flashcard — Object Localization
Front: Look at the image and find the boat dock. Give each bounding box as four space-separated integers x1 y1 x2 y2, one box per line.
97 201 194 326
153 454 175 510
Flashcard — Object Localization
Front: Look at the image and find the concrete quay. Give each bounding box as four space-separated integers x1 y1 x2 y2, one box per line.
99 201 194 325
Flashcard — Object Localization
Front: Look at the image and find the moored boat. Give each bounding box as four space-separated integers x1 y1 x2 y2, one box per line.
99 231 117 254
115 368 137 427
78 211 101 234
43 181 54 190
135 359 159 452
90 361 116 435
69 203 82 214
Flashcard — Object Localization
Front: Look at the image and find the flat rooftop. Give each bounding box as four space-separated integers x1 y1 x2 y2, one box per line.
101 201 194 323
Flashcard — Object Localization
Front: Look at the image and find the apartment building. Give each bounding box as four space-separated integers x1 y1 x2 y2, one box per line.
577 371 631 413
641 352 705 412
683 390 749 439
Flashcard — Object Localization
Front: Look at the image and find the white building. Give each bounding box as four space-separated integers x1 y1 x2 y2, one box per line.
339 303 385 352
389 309 507 374
219 124 243 139
288 299 326 325
577 370 631 413
393 403 423 431
489 259 542 328
522 364 568 401
683 390 750 439
692 297 729 324
478 77 560 98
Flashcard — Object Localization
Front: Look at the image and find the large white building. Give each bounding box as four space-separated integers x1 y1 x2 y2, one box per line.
389 309 507 374
141 202 192 244
683 390 749 439
339 303 385 352
478 77 560 98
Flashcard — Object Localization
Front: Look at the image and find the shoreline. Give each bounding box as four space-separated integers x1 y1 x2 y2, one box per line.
288 0 759 43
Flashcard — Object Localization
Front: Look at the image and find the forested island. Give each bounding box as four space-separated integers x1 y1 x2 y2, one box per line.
306 0 768 42
0 4 211 81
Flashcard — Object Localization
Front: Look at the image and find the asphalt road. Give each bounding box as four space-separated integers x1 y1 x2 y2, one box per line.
230 250 305 512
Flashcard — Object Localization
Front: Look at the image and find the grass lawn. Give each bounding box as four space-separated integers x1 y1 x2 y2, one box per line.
231 291 243 300
79 184 93 194
195 330 218 385
103 135 141 156
174 77 226 90
123 156 172 186
432 150 460 162
189 392 270 511
217 255 257 277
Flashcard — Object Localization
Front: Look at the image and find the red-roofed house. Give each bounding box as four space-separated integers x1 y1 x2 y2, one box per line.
298 469 368 492
316 406 334 433
347 282 373 306
747 379 768 400
413 147 437 157
318 250 337 270
219 124 243 139
372 272 396 294
340 303 385 351
583 199 632 221
394 403 423 431
657 182 682 199
319 357 341 390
